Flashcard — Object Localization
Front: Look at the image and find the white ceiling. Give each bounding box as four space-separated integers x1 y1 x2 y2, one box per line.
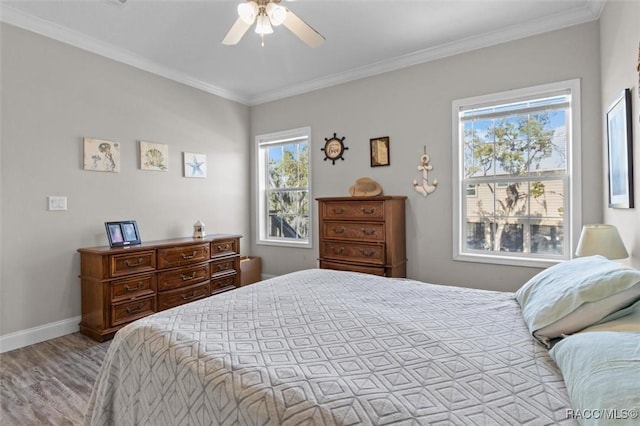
1 0 604 105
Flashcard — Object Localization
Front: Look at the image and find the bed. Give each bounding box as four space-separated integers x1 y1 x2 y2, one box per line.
85 258 640 425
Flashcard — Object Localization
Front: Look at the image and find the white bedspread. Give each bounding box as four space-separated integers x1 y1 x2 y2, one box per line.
85 269 575 425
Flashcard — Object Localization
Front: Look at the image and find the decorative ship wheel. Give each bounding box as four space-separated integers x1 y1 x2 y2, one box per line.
321 133 348 165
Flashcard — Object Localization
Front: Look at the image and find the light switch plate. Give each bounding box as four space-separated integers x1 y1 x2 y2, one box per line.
48 196 67 211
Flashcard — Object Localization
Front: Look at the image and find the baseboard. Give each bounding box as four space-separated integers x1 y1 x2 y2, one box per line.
0 316 80 353
1 278 279 353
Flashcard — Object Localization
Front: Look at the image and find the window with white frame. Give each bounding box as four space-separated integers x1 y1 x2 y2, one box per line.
452 80 581 267
257 127 312 248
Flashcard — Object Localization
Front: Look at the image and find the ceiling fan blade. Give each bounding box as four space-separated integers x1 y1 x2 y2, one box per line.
282 9 325 48
222 17 252 45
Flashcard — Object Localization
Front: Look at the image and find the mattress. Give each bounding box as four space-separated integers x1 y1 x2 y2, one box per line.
85 269 575 425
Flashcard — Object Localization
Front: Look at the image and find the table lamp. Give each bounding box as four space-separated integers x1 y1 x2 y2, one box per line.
575 224 629 259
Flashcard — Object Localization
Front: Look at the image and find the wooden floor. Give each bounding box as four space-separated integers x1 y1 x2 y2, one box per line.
0 333 111 426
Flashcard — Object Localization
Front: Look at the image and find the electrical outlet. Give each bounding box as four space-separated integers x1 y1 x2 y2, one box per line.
48 196 67 211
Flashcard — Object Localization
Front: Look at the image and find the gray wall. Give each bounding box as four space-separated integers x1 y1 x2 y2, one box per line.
0 24 250 335
600 0 640 268
3 14 629 339
250 21 604 291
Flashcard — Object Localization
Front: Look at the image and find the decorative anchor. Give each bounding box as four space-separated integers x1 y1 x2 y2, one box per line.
412 146 438 197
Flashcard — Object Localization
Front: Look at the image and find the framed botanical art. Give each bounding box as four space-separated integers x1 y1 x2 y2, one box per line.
606 88 634 208
183 152 207 178
140 141 168 171
83 137 120 173
370 136 390 167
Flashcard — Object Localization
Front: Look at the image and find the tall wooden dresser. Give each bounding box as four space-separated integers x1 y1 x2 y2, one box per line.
78 234 241 341
317 196 407 277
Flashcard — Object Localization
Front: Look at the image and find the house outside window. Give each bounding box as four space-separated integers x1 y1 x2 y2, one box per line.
257 127 312 248
452 80 581 267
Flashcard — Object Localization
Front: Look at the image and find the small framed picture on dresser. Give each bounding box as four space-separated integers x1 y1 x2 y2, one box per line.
105 220 141 247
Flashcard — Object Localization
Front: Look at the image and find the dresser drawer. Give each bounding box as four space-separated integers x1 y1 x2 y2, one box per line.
322 241 385 265
111 297 155 327
111 275 156 302
157 263 210 292
321 201 385 221
323 221 385 242
319 260 386 276
157 243 210 269
211 238 239 258
211 256 239 277
211 273 238 294
110 251 156 277
157 282 210 310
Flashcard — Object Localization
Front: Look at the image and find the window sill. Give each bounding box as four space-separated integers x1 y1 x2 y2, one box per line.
453 252 567 269
257 239 313 249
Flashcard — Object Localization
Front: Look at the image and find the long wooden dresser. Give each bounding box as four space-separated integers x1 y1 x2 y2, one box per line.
78 234 241 341
317 196 407 277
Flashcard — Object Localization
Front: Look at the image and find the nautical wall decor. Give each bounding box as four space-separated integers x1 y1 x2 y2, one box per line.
321 133 348 165
412 146 438 197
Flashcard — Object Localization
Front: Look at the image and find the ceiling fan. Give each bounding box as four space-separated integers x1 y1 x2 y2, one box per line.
222 0 325 48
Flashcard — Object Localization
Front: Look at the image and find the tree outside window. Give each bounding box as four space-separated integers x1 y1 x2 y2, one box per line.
257 127 312 248
454 80 581 266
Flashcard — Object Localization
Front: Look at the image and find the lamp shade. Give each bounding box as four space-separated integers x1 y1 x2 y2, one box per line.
255 14 273 34
266 3 286 26
575 224 629 259
238 1 258 24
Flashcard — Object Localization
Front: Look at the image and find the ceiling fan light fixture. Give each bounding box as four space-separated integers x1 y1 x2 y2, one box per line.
255 14 273 35
222 0 324 48
265 3 286 26
237 1 258 25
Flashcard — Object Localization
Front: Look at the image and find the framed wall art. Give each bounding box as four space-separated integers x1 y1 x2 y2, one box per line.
606 88 634 208
83 137 120 173
105 220 141 247
140 141 168 171
370 136 390 167
183 152 207 178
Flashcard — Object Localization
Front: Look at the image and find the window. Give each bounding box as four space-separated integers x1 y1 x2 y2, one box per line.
452 80 581 267
257 127 312 248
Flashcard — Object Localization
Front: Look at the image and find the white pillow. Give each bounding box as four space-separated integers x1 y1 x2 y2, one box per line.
578 299 640 333
515 255 640 347
534 283 640 342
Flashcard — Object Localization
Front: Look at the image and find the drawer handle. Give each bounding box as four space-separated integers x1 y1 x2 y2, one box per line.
217 263 231 271
181 291 197 301
333 227 345 234
180 272 197 281
332 208 344 215
361 228 375 236
359 249 376 257
332 247 345 254
126 304 144 314
124 282 142 292
124 258 144 267
217 244 231 251
362 208 375 215
181 251 197 259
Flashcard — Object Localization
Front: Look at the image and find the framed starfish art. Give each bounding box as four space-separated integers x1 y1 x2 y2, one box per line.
183 152 207 178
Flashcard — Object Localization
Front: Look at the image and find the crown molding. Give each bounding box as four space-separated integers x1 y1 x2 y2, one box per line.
248 1 605 105
0 5 250 105
1 1 604 107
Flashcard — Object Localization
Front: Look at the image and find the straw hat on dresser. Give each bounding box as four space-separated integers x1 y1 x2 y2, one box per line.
349 177 383 196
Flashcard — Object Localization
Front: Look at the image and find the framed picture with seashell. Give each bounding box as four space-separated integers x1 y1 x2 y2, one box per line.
140 141 168 171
